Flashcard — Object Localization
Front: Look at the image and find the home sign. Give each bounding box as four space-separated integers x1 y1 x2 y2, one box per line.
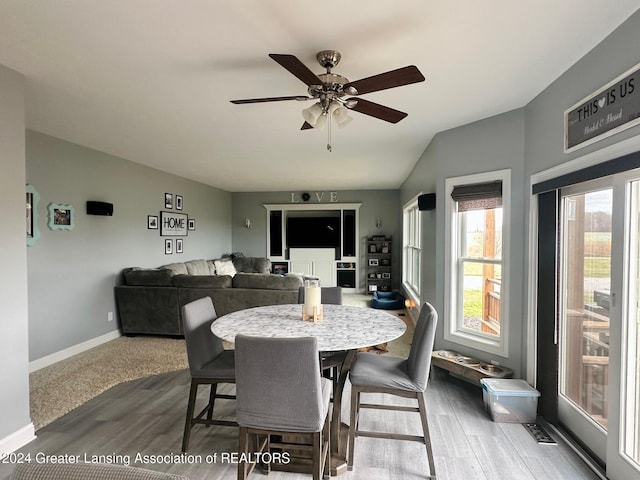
160 211 188 236
565 61 639 152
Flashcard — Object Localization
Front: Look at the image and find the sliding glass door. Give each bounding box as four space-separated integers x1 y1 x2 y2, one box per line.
558 181 611 461
557 171 640 479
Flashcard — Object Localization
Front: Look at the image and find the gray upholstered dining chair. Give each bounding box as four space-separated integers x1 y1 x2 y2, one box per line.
297 285 343 305
347 302 438 479
181 296 236 453
235 334 331 480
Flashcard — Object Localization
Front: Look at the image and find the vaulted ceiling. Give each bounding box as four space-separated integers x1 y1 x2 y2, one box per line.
0 1 638 191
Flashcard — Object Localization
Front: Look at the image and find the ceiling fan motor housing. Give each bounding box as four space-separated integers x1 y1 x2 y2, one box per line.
316 50 341 69
308 73 352 100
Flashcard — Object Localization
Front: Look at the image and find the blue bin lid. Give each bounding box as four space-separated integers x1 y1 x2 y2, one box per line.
480 378 540 397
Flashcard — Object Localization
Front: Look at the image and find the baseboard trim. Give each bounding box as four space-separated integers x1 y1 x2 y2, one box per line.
0 423 36 454
29 330 121 373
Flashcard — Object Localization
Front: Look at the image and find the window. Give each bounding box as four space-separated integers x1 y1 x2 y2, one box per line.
403 195 422 302
445 170 510 356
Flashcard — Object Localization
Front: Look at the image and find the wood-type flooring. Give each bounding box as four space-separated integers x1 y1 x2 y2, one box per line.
1 367 600 480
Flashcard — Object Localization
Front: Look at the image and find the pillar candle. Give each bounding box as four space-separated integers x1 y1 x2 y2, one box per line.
304 285 321 317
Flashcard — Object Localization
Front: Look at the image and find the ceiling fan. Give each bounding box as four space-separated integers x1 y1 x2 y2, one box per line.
230 50 425 147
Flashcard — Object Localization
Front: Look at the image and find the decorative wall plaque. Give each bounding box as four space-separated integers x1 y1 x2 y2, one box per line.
565 62 639 152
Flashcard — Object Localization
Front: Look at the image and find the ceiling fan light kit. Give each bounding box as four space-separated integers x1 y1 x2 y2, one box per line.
331 103 352 129
301 102 323 125
230 50 425 151
302 102 352 129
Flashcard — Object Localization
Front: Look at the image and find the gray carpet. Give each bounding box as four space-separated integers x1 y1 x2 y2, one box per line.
30 336 188 430
29 294 411 431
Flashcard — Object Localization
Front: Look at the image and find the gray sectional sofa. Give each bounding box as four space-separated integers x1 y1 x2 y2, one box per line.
115 256 303 336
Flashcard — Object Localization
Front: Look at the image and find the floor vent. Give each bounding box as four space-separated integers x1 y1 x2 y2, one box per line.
523 423 557 444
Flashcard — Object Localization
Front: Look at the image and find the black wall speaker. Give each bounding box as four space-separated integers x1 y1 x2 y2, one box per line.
418 193 436 211
86 201 114 216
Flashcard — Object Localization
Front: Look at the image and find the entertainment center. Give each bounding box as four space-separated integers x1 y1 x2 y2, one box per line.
264 203 361 290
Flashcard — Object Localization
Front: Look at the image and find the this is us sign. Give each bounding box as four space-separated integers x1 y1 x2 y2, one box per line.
565 62 639 152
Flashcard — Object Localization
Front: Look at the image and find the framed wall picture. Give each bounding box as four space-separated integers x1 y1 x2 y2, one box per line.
368 258 379 266
164 193 173 209
175 195 183 210
369 244 377 253
147 215 158 229
47 203 75 231
26 184 41 246
160 211 188 236
188 218 196 231
165 238 173 254
176 238 183 254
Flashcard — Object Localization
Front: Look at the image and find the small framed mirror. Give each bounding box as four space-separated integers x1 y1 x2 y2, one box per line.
48 203 75 231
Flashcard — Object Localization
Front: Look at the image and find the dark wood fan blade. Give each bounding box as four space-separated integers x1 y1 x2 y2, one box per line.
347 98 408 123
345 65 425 95
269 54 323 86
230 96 309 104
301 121 314 130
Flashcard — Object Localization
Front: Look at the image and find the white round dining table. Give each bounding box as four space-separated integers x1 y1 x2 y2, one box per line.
210 303 406 352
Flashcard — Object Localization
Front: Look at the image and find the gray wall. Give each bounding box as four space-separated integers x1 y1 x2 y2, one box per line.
26 131 233 361
0 65 31 443
231 190 402 289
400 109 526 375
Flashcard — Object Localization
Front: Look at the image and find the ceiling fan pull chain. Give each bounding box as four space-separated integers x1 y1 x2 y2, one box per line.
327 109 332 152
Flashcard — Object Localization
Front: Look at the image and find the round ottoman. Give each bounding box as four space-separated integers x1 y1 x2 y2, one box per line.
371 291 405 310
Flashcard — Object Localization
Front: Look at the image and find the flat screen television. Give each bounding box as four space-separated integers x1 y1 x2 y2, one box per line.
287 216 341 248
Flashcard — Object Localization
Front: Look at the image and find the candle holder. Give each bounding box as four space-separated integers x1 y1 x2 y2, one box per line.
302 303 323 322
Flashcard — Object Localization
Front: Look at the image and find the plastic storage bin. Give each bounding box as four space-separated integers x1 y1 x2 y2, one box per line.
480 378 540 423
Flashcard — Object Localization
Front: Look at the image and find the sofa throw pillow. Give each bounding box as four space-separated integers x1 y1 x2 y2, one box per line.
214 258 237 277
232 256 272 274
185 259 214 275
161 262 188 276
